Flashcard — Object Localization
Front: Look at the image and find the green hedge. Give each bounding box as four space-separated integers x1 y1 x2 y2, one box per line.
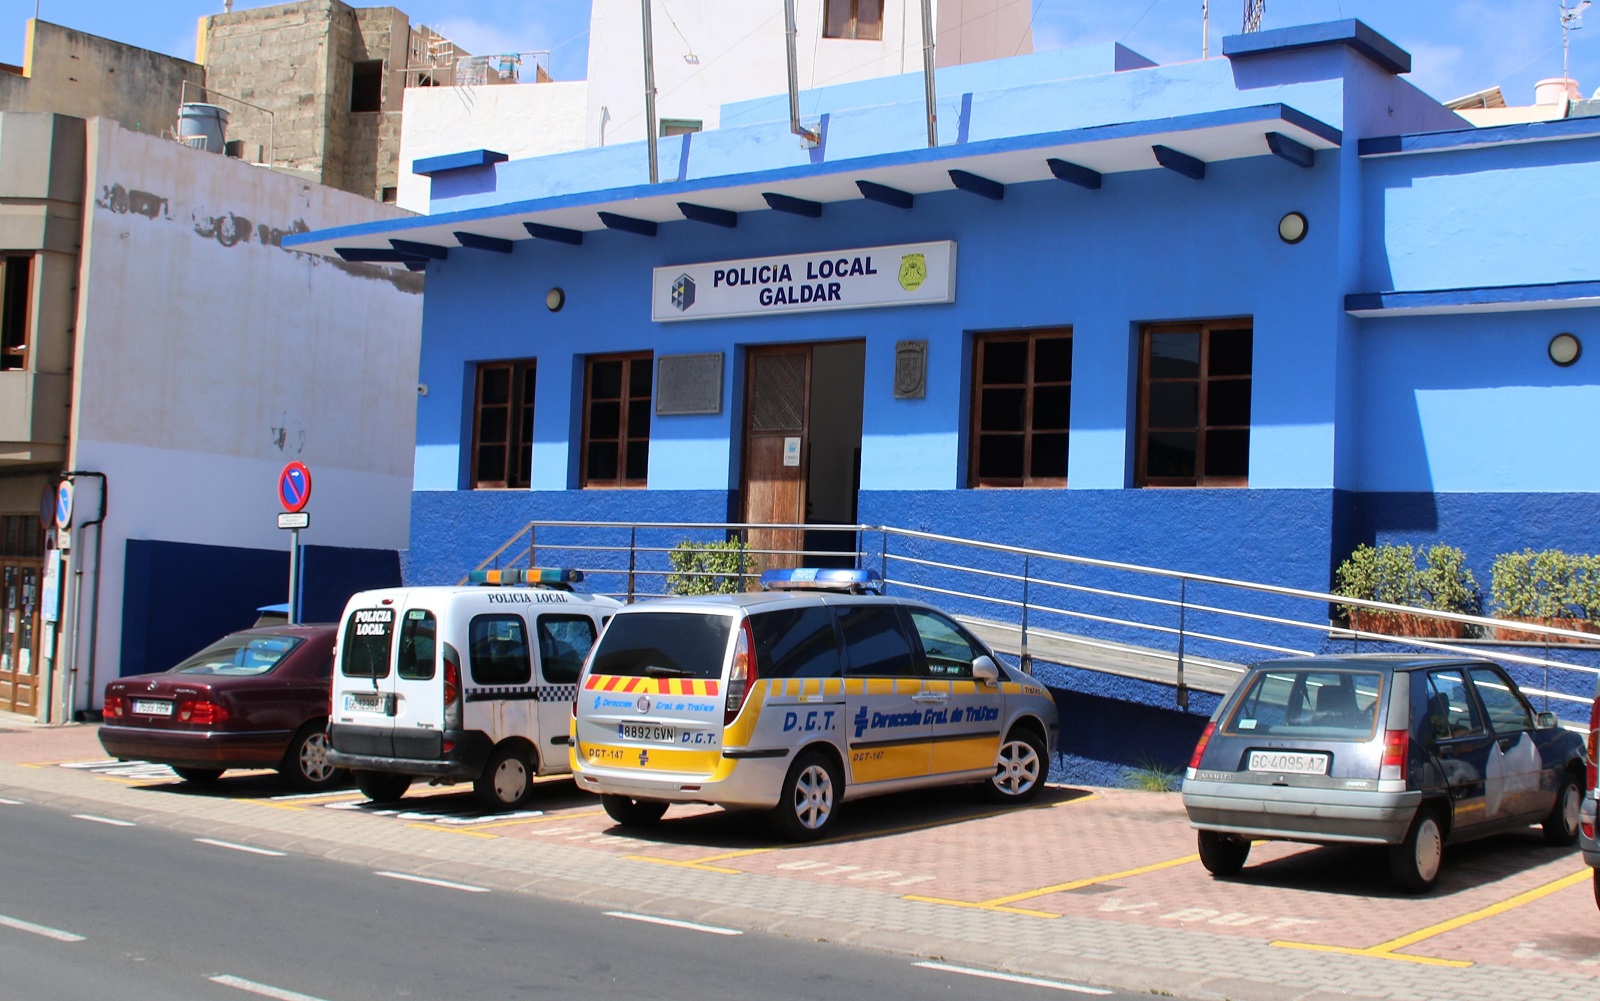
665 538 759 595
1490 549 1600 620
1333 543 1480 617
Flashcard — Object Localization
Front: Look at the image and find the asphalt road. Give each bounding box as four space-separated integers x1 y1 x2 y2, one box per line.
0 799 1145 1001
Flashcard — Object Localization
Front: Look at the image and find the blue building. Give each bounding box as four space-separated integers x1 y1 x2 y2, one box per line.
289 21 1600 767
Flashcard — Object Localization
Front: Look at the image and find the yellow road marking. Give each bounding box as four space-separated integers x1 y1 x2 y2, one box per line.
1272 868 1592 968
405 824 498 838
906 852 1202 917
622 848 770 874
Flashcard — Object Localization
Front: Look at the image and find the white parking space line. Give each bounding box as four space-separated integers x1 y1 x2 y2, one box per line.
209 974 331 1001
194 838 287 858
914 961 1112 995
375 871 490 893
71 814 135 827
0 913 86 943
603 911 743 936
0 797 23 805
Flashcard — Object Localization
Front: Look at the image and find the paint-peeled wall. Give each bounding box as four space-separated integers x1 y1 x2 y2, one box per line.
69 118 423 692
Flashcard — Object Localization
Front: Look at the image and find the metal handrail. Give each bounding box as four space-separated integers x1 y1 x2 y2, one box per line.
458 518 1599 723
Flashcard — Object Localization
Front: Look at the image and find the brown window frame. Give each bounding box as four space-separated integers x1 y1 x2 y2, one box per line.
1136 319 1253 488
968 328 1072 488
823 0 885 40
581 352 652 489
470 360 537 489
1 254 32 372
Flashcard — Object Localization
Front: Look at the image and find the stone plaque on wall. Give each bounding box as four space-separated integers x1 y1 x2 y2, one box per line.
894 340 927 399
656 352 724 415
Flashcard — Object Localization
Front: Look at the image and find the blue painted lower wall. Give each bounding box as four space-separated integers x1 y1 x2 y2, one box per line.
120 539 401 679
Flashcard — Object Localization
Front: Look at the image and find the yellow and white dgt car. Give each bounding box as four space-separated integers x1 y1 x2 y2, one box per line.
571 568 1060 839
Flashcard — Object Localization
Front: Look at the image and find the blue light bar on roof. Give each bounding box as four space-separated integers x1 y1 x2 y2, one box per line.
759 568 883 594
468 568 584 586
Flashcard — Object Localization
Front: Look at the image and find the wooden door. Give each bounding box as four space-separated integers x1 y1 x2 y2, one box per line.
742 347 811 568
0 561 39 714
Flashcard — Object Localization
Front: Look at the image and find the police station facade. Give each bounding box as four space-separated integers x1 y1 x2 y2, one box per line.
292 20 1600 605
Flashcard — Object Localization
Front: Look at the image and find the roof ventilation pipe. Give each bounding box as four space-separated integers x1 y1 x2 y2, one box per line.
641 0 659 183
921 0 936 147
784 0 820 146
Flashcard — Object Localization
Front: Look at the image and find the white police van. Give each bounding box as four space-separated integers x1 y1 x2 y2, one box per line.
327 568 620 809
570 568 1060 839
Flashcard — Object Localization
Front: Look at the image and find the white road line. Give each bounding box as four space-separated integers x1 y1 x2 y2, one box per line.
375 871 490 893
913 961 1112 995
0 797 23 805
71 814 135 827
603 911 743 936
0 913 86 943
209 974 331 1001
194 838 287 857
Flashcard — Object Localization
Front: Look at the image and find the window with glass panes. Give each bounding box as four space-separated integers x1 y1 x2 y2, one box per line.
970 329 1071 487
471 361 536 489
823 0 884 39
1137 321 1252 486
582 352 652 487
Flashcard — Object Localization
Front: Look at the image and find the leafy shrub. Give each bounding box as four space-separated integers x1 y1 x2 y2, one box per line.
1333 543 1480 619
1491 549 1600 620
666 538 759 595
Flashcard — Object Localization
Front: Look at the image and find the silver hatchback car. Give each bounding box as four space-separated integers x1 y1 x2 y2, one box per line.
1183 655 1586 892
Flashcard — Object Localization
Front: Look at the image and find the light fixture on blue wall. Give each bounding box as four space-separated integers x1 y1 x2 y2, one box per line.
546 287 565 312
1549 332 1581 366
1277 211 1308 244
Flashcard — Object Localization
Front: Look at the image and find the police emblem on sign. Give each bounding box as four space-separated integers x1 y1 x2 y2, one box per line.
671 273 696 311
636 695 652 713
897 253 926 292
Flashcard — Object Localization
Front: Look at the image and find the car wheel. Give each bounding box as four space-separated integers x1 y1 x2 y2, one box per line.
280 723 344 791
1542 770 1581 846
354 770 411 803
1197 830 1251 877
1390 808 1445 893
770 750 842 841
475 744 534 811
172 766 224 785
601 794 669 827
984 727 1047 804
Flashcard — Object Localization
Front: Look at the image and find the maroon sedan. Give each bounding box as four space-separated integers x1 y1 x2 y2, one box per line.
99 624 344 790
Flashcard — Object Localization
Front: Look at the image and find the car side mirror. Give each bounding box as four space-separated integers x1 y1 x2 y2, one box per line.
972 655 1000 685
1535 711 1559 730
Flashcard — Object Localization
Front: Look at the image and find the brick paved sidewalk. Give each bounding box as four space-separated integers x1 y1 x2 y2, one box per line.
1 718 1596 1001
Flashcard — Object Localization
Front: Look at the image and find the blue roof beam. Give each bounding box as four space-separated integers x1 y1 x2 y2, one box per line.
335 247 427 264
677 201 738 228
1265 131 1315 168
763 191 822 218
598 211 658 237
452 231 514 254
949 169 1004 200
855 179 914 209
522 221 584 245
1153 144 1205 180
411 148 509 176
1045 157 1102 190
389 238 449 261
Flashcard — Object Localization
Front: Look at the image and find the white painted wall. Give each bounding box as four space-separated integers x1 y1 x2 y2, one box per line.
585 0 1033 146
396 81 588 213
68 118 423 701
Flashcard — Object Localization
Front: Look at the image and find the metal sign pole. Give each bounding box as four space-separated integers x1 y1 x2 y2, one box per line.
287 526 301 625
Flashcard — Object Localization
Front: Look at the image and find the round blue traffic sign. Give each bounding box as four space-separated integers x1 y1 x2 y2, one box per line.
278 461 312 513
55 480 74 529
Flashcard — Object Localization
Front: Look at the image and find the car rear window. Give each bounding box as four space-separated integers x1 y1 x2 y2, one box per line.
341 607 395 678
171 633 303 677
589 611 732 680
749 606 841 679
1223 668 1384 740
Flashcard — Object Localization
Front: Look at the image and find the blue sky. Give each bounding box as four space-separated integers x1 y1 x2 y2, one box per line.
0 1 1592 106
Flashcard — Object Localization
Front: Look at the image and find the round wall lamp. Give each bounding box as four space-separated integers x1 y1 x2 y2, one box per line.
1277 211 1308 245
1549 332 1582 366
545 287 565 312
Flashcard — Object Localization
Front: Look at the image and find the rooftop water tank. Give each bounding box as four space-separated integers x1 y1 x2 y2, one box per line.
1535 77 1580 106
177 103 229 154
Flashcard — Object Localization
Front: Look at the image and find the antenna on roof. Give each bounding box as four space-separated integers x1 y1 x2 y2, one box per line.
1563 1 1591 82
1242 0 1264 33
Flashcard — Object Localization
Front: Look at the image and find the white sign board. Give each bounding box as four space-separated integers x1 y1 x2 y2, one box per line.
652 241 956 322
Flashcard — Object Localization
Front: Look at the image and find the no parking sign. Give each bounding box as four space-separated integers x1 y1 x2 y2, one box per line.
278 461 312 513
